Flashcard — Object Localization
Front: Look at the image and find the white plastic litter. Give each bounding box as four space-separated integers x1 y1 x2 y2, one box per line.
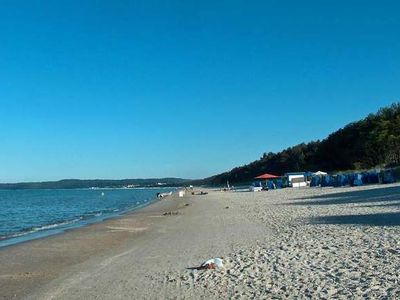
202 257 224 269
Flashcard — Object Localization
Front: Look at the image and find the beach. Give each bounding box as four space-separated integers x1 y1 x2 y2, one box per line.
1 184 400 299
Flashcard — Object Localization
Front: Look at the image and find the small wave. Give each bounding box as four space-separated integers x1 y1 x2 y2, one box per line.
32 218 83 232
0 190 173 245
0 231 31 240
33 219 79 231
0 218 82 241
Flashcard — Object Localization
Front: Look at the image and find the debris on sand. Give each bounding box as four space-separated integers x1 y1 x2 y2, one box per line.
187 258 224 270
163 211 180 216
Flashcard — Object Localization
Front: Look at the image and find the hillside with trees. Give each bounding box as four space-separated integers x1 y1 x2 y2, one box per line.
203 103 400 185
2 104 398 188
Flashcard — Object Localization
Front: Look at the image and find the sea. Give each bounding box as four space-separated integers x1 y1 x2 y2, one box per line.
0 187 175 248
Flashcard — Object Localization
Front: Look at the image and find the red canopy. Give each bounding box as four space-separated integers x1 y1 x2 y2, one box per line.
255 173 280 179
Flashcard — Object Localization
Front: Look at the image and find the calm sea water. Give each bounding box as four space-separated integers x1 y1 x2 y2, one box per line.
0 188 175 247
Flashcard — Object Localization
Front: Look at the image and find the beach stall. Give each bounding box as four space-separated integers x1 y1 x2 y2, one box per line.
285 172 307 188
254 173 280 190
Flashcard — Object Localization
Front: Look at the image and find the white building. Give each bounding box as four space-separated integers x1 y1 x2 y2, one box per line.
286 172 307 188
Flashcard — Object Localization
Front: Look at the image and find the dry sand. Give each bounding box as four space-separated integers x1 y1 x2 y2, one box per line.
1 184 400 299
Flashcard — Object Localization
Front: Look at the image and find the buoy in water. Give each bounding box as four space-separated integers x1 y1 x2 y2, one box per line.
101 192 105 196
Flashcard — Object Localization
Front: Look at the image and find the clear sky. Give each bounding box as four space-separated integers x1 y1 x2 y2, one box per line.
0 0 399 182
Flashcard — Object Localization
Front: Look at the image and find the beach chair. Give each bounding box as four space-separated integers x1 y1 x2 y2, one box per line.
321 175 333 187
352 174 363 186
310 176 321 187
381 169 396 184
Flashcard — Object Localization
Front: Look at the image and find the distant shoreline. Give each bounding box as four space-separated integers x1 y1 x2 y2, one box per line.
0 177 191 190
0 186 178 191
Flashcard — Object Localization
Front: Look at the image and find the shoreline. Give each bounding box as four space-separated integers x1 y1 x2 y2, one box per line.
0 188 176 249
2 184 400 299
0 190 188 299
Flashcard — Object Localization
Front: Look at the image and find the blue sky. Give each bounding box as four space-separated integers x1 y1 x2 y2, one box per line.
0 0 399 182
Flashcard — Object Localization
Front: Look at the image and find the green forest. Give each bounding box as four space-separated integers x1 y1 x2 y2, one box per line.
203 103 400 185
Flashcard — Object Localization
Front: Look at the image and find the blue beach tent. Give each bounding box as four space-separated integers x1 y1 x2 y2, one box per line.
266 180 273 189
347 173 354 185
321 175 334 187
351 173 363 186
381 169 396 184
365 172 380 184
334 174 349 187
310 176 321 187
275 179 283 189
361 172 368 184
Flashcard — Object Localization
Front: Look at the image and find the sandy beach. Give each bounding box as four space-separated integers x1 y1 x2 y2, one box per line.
1 184 400 299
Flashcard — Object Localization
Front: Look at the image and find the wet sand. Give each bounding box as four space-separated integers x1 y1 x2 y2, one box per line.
0 193 190 299
1 184 400 299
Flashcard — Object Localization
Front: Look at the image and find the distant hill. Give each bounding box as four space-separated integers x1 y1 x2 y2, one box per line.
202 102 400 185
0 178 190 189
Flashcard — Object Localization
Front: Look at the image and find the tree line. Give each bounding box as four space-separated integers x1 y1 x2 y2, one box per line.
203 102 400 185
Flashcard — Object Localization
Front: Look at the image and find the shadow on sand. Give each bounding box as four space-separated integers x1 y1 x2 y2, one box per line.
287 186 400 206
312 212 400 227
285 185 400 226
